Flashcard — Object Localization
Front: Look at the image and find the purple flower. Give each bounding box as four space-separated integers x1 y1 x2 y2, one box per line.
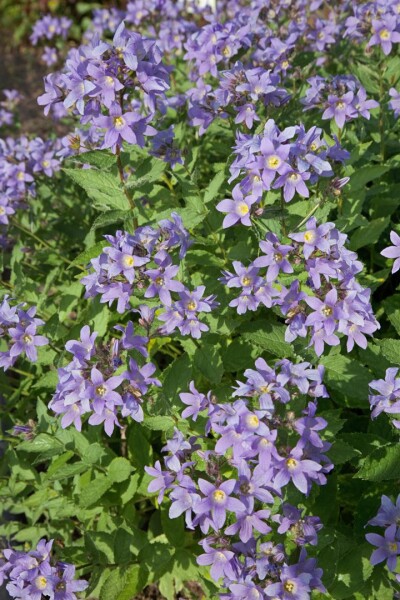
94 103 154 150
65 325 97 363
273 170 310 202
180 381 211 421
381 230 400 273
217 185 258 228
322 92 356 128
366 524 400 571
274 446 322 494
253 233 293 282
369 495 400 528
289 218 334 259
145 460 175 503
86 367 124 414
8 323 48 363
368 18 400 55
194 479 246 531
266 565 312 599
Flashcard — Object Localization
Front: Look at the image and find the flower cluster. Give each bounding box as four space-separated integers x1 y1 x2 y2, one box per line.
146 357 331 599
0 134 62 243
38 21 170 152
366 495 400 580
30 14 73 67
217 119 348 226
302 75 379 129
369 368 400 429
30 15 72 46
81 215 218 338
222 217 379 355
0 538 88 600
0 296 48 371
344 2 400 55
50 320 160 435
187 63 289 135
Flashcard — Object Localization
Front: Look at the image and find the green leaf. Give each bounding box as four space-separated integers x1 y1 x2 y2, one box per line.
70 240 107 268
45 462 88 482
108 457 133 483
378 339 400 365
203 168 227 204
357 445 400 481
161 508 185 548
89 209 132 233
127 156 166 189
72 149 116 170
32 370 58 390
349 217 390 251
100 569 126 600
240 320 294 359
18 434 64 455
82 443 107 465
115 565 144 600
63 167 130 210
162 354 193 407
320 354 372 408
194 343 224 384
348 165 390 191
383 297 400 336
79 474 114 508
143 416 176 431
127 423 152 468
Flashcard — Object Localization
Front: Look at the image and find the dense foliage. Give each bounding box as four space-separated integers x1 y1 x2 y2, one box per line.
1 1 400 599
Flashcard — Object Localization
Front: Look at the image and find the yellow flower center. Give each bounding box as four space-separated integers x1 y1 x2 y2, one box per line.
222 46 232 57
96 385 107 397
289 173 299 181
212 489 226 504
310 142 318 151
156 276 164 285
267 155 281 169
274 252 283 262
35 576 48 590
284 580 296 593
187 300 197 311
23 334 33 344
286 458 298 469
246 414 260 429
260 385 271 393
105 76 114 86
304 230 316 243
379 28 390 40
254 85 263 95
336 101 345 109
17 171 25 181
122 255 134 268
281 60 289 69
0 207 5 215
241 275 252 286
48 25 56 33
322 305 333 317
237 202 250 216
42 160 50 168
253 175 261 183
114 116 125 128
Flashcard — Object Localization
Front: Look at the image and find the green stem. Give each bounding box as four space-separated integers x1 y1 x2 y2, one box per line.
295 197 324 231
116 147 138 229
11 220 84 271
